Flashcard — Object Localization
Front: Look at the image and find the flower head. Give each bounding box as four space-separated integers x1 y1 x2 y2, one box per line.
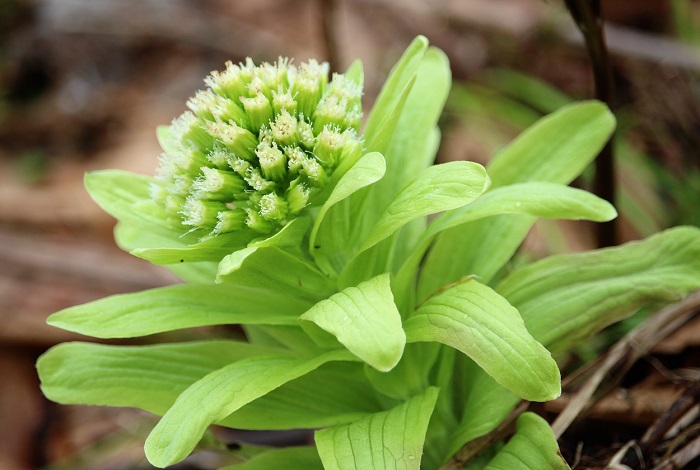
152 58 363 237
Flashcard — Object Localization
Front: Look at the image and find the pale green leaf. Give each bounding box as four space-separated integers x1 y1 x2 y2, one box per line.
363 35 428 147
249 217 311 249
486 101 615 187
357 47 452 238
430 182 616 236
47 284 314 338
225 361 382 429
315 387 439 470
448 359 519 457
498 225 700 353
37 340 284 416
450 226 700 456
130 218 309 265
145 349 355 467
131 231 256 264
485 412 570 470
85 171 194 242
363 342 441 400
220 447 323 470
115 222 219 283
404 280 560 402
394 182 616 297
418 101 616 297
217 246 335 303
244 324 325 357
310 152 386 274
89 171 221 283
38 342 380 431
358 161 490 253
300 273 405 372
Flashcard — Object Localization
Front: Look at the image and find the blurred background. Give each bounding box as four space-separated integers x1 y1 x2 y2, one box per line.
1 0 699 469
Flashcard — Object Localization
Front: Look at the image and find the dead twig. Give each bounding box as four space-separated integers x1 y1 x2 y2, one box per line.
617 382 700 468
651 434 700 470
551 291 700 439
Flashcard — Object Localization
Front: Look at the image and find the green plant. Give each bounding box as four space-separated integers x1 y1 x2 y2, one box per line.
37 36 700 469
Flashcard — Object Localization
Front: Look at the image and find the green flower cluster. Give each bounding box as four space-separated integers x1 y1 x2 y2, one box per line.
151 58 364 237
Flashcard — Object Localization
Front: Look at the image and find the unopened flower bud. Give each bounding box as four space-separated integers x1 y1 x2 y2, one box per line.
258 193 289 221
240 93 273 133
152 56 364 239
245 208 274 233
182 198 226 229
192 167 246 200
214 208 247 234
286 178 311 214
256 141 287 182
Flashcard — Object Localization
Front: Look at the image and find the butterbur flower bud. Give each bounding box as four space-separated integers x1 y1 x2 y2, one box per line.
153 57 364 237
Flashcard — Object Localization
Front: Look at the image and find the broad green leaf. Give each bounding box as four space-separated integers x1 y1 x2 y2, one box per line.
315 387 439 470
485 412 570 470
450 226 700 456
145 349 355 467
38 342 380 431
486 101 615 187
429 182 616 236
88 171 221 282
115 222 218 283
249 217 311 249
363 35 428 147
498 225 700 353
310 152 386 274
421 347 459 469
244 324 325 357
328 42 451 287
217 246 335 303
225 361 382 430
404 280 560 401
394 182 617 297
300 273 405 372
47 284 314 338
131 217 310 265
220 447 323 470
418 101 616 297
37 340 284 416
357 161 490 253
359 47 452 233
85 171 195 242
131 231 256 265
364 342 441 400
448 358 519 457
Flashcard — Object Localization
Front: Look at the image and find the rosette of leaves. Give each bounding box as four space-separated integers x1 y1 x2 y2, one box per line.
38 37 700 469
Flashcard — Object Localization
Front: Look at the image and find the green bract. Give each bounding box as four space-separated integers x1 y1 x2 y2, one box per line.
38 36 700 470
153 58 363 238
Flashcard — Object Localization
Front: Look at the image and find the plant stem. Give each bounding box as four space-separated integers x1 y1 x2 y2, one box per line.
565 0 617 247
